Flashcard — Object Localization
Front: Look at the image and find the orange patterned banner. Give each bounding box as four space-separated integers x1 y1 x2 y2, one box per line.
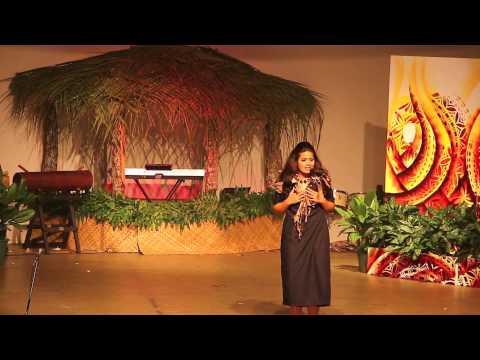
367 247 480 287
386 56 480 209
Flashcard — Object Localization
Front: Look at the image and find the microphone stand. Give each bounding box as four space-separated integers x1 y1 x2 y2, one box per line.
25 248 42 315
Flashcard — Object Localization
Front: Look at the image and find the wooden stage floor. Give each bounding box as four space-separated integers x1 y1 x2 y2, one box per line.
1 247 479 315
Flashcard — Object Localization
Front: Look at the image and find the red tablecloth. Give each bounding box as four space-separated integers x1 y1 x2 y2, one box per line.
104 179 202 200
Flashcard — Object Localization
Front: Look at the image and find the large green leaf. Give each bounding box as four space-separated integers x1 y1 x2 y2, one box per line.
364 191 377 208
9 208 35 226
350 200 367 222
348 232 362 243
335 207 352 219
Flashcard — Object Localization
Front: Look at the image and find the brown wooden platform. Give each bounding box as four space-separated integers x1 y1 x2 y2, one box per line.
1 249 479 315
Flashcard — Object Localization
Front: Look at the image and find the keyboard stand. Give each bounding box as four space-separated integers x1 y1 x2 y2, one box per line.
131 177 185 201
133 178 152 202
166 179 185 200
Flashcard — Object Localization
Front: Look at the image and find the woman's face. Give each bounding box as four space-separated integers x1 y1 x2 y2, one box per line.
297 150 315 175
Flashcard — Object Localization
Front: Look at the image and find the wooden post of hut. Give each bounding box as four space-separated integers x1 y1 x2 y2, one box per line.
264 121 283 190
107 122 127 194
204 123 219 192
41 106 58 171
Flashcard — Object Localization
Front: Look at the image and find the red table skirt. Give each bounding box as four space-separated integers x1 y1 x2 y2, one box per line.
104 179 203 200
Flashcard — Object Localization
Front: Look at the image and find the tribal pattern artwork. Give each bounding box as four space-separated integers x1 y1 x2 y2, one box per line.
367 248 480 287
386 57 480 209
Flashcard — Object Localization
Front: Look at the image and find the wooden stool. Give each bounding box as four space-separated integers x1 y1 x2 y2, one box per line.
23 200 80 255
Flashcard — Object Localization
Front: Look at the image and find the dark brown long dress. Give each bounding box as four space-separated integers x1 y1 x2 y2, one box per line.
273 179 333 307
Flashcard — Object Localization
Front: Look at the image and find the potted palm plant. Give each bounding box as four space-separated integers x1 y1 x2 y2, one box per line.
335 192 382 272
0 169 36 264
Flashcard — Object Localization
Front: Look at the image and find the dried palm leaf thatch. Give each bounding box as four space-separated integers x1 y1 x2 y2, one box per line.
3 45 324 188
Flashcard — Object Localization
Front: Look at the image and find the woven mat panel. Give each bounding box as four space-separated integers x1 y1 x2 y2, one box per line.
67 218 105 253
137 222 219 254
138 216 282 255
66 216 282 254
103 224 139 253
214 216 282 253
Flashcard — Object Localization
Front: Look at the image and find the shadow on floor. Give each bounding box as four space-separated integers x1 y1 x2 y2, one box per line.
230 299 289 315
230 299 344 315
335 265 360 273
148 298 164 315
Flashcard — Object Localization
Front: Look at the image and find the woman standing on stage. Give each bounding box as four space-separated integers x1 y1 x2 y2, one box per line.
272 141 335 315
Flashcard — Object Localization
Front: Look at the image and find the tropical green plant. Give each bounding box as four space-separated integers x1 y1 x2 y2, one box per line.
335 191 480 262
335 191 382 253
0 169 36 263
75 188 277 231
427 204 480 261
363 197 420 250
381 212 430 260
452 219 480 261
0 170 36 229
334 191 384 272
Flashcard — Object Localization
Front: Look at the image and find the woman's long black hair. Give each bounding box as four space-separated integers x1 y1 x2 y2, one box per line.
278 141 329 183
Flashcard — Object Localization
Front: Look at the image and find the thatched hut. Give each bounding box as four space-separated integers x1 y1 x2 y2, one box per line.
3 45 324 193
